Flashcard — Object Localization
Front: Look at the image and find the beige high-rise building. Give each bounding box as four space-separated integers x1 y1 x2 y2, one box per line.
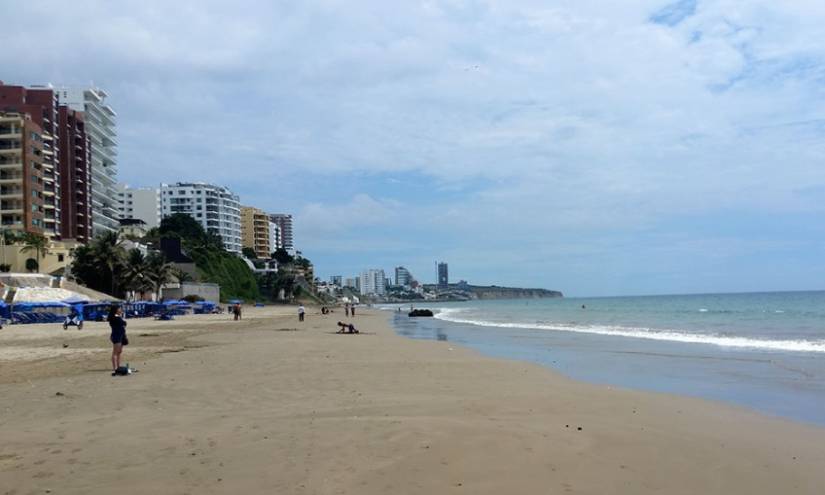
0 112 46 234
240 206 271 258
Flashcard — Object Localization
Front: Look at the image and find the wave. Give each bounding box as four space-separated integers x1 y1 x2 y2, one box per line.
433 308 825 353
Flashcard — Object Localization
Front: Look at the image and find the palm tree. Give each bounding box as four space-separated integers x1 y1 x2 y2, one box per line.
122 248 149 301
92 231 125 296
145 253 174 301
172 268 194 283
20 232 49 274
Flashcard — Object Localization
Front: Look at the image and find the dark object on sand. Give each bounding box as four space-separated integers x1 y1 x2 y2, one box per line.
408 309 434 317
336 322 359 334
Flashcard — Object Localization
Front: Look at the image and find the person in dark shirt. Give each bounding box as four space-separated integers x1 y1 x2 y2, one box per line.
107 305 127 373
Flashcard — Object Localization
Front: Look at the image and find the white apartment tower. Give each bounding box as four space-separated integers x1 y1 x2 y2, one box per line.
160 182 241 253
268 220 281 251
57 87 119 236
269 213 293 251
115 183 161 228
359 269 387 296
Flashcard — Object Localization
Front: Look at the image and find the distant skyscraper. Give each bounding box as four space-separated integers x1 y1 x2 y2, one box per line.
359 269 386 296
437 262 449 287
269 213 293 251
330 275 343 286
344 277 357 289
395 266 412 286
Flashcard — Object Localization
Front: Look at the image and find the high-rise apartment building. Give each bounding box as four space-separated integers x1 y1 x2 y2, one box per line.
359 268 387 296
269 213 293 251
268 220 281 251
330 275 342 286
437 262 449 286
115 183 160 228
57 87 119 237
395 266 412 287
0 83 62 237
57 105 92 242
0 112 46 233
240 206 271 258
160 182 241 253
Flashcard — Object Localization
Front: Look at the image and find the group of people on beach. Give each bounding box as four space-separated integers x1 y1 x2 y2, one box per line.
105 300 366 376
295 302 360 334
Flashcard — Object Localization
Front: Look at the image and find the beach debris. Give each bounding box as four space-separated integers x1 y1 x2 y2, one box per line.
565 425 569 428
55 392 64 397
577 427 582 431
62 343 69 348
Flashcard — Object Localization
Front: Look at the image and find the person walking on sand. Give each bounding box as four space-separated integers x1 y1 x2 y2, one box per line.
298 304 305 322
345 303 350 317
351 304 356 317
107 305 128 374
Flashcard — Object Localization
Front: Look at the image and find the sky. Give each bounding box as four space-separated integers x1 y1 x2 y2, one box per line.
2 0 825 296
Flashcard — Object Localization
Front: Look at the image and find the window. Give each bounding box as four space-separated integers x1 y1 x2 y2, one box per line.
58 254 64 262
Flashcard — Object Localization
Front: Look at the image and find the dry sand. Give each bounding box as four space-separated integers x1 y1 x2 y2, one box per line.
1 306 824 494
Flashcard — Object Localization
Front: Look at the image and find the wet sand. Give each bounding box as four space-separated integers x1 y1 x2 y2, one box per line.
1 306 824 494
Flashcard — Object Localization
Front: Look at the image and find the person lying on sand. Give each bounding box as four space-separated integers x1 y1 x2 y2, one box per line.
336 321 359 334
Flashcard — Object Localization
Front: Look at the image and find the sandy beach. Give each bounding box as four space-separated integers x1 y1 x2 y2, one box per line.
1 306 824 494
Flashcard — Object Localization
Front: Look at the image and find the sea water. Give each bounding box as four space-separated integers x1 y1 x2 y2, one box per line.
386 291 825 425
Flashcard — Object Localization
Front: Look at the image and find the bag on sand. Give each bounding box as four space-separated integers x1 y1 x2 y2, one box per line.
114 366 130 376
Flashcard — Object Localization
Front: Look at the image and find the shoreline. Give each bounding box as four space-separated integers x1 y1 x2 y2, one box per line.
1 307 824 493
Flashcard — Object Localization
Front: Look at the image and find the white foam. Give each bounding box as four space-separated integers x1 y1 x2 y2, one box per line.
433 308 825 353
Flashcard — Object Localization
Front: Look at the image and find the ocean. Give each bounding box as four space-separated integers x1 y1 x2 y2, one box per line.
385 291 825 425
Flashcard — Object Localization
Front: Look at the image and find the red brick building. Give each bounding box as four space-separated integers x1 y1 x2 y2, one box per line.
57 106 92 242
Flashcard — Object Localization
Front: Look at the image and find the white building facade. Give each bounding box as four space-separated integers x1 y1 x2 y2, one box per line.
395 266 412 287
57 87 119 236
115 183 161 228
268 221 281 251
160 182 242 253
359 269 387 296
269 213 293 251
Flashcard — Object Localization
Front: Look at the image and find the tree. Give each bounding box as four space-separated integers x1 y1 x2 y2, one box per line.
122 248 152 301
1 229 21 244
242 247 257 259
272 248 293 264
20 232 49 273
25 258 38 273
93 231 126 296
173 268 194 283
145 252 174 301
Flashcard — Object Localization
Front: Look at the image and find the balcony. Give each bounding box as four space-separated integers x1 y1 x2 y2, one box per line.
0 189 22 198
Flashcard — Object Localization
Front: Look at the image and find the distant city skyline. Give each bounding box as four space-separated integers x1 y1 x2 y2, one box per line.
5 1 825 296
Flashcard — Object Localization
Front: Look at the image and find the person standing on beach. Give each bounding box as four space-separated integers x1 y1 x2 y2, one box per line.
298 304 305 322
351 304 356 317
107 305 127 374
345 303 350 317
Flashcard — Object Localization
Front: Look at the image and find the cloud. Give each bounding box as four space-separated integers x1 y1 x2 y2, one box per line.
3 0 825 294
